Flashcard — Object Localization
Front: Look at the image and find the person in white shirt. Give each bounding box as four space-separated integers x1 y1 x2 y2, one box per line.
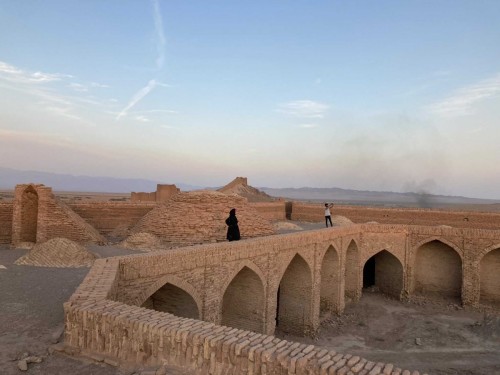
324 203 334 227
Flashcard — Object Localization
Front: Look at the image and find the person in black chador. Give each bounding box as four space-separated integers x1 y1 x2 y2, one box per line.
225 208 241 241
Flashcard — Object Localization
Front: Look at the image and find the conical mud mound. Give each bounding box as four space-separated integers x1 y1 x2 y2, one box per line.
15 237 99 268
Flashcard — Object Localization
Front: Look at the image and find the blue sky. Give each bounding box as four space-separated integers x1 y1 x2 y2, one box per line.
1 1 500 198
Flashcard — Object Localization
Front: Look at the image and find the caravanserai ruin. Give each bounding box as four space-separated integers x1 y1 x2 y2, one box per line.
1 180 500 374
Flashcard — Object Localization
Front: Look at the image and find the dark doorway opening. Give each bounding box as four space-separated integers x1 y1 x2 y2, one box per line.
275 286 281 326
363 256 376 288
285 202 293 220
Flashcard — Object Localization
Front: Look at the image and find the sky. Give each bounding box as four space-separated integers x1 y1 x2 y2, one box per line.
1 1 500 199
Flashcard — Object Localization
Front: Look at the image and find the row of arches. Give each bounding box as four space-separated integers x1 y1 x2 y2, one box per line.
141 240 500 335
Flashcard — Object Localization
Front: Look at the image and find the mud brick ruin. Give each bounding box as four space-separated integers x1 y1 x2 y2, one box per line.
1 180 500 375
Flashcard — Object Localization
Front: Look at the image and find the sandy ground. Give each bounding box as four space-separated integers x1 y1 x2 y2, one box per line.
1 222 499 374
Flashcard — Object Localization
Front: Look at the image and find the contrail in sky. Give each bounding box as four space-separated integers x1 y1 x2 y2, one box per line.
153 0 166 69
116 79 158 120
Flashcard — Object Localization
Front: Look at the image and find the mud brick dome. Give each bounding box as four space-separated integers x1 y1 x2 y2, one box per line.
130 190 275 245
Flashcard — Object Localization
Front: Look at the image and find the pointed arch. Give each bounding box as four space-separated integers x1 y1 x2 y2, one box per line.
20 185 38 243
414 240 462 300
221 266 265 333
413 237 463 260
320 244 341 313
276 253 313 335
344 239 360 303
220 260 266 297
479 247 500 308
362 250 403 299
139 275 201 319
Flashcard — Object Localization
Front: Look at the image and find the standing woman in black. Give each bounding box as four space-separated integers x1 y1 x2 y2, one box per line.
225 208 241 241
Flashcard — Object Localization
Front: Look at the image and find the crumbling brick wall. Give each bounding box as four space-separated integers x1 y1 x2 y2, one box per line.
69 202 156 236
250 202 286 221
292 202 500 229
11 184 105 246
0 202 13 244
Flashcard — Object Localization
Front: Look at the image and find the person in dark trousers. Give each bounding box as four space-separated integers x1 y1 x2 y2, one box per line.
225 208 241 241
324 203 334 227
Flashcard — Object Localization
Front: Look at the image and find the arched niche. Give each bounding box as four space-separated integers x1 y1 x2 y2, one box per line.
20 186 38 243
414 240 462 301
221 266 265 333
344 240 360 303
276 254 312 335
479 248 500 308
320 245 340 314
142 282 200 319
362 250 403 299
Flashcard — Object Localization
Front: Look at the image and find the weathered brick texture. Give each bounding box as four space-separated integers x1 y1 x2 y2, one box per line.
131 191 275 245
69 202 155 236
64 224 500 374
292 202 500 230
11 184 106 246
0 202 13 244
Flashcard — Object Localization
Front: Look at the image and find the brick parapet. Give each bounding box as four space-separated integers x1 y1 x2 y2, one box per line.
65 297 427 375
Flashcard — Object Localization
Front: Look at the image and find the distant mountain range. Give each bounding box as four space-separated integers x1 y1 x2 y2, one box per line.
258 187 500 207
2 167 500 207
0 167 201 193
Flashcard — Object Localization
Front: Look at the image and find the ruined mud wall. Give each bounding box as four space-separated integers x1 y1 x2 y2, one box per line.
292 202 500 229
0 202 13 244
69 202 156 236
250 202 286 221
130 191 156 202
11 184 105 246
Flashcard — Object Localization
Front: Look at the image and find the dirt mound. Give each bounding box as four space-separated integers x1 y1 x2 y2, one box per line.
274 222 303 231
218 177 274 202
14 237 98 268
119 232 163 252
331 215 354 226
131 190 275 245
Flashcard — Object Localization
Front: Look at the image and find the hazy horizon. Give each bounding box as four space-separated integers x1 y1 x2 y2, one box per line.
2 2 500 199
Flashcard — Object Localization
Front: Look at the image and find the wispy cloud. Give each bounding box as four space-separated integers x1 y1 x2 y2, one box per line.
152 0 166 69
135 115 150 122
428 74 500 117
298 123 319 129
68 81 109 92
278 100 329 119
0 61 71 83
116 79 159 120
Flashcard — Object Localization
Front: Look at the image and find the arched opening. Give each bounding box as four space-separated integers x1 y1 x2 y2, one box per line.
221 266 265 333
20 186 38 243
415 240 462 301
320 245 340 314
344 240 360 303
142 283 199 319
480 248 500 308
276 254 312 335
362 250 403 299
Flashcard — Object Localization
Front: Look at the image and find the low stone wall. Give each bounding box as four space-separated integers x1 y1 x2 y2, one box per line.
251 202 287 221
0 202 13 244
292 202 500 229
